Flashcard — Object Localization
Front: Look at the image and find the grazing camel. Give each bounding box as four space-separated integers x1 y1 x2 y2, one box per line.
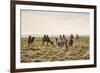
42 35 54 45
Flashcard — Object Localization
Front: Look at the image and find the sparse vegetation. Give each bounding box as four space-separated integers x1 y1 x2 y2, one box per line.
21 36 89 63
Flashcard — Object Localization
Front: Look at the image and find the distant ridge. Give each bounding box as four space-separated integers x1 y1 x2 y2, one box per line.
21 34 89 37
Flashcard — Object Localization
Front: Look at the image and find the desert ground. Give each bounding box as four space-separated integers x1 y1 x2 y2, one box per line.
21 36 89 63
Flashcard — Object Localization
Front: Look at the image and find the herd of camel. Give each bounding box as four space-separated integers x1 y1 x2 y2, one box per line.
28 34 79 48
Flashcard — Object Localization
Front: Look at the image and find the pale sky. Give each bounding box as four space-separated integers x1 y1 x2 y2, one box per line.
21 10 90 36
